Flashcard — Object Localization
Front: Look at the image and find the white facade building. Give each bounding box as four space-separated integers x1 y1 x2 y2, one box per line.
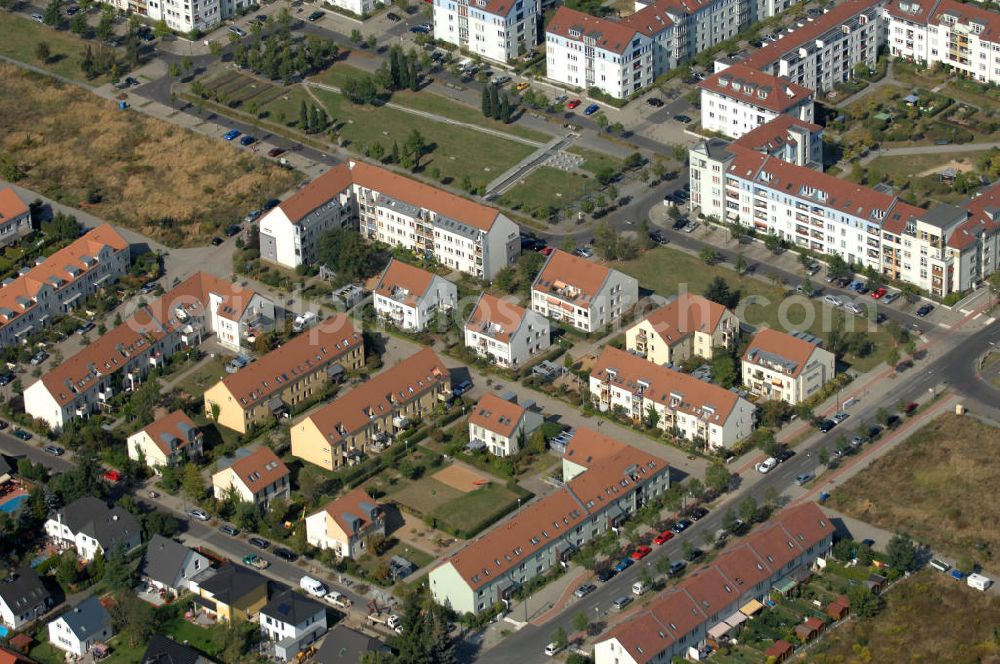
44 497 141 562
372 259 457 331
100 0 249 35
698 64 814 139
259 160 520 280
464 292 551 367
48 597 113 659
531 249 638 333
741 328 836 404
590 347 756 449
259 590 327 662
467 392 544 456
325 0 386 17
434 0 539 64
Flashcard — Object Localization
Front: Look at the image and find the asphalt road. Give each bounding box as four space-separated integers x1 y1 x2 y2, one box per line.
0 430 74 472
475 319 999 663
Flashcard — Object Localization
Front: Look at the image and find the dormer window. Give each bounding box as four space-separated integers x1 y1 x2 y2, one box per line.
569 28 581 38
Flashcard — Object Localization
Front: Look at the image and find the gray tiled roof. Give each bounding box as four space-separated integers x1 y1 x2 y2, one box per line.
59 596 111 639
260 589 325 627
314 625 389 663
141 634 214 664
141 535 193 588
52 496 140 551
0 567 51 614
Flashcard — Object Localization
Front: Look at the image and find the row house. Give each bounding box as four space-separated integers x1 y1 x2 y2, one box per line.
372 258 457 332
531 249 638 333
741 328 836 404
0 224 130 349
259 160 520 280
203 314 364 434
429 429 670 614
698 64 814 139
212 446 291 508
464 292 551 367
433 0 540 64
625 293 740 366
590 347 756 449
290 348 451 471
594 503 835 664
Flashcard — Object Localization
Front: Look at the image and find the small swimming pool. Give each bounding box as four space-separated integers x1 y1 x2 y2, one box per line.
0 494 28 513
0 625 9 638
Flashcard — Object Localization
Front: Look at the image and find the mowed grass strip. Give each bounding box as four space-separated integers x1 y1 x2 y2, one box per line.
0 15 119 84
798 569 1000 663
498 166 598 212
828 414 1000 560
618 246 894 372
389 477 464 516
429 481 523 537
0 65 299 247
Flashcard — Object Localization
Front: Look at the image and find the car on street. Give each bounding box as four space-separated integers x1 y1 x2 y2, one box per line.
654 530 675 545
646 97 664 107
683 221 699 233
805 262 822 275
668 561 687 577
249 536 270 549
308 10 324 20
13 428 32 441
44 444 64 455
871 287 888 299
224 129 241 141
228 26 247 37
189 508 210 521
240 135 256 146
673 114 693 123
775 446 795 462
574 583 597 598
583 104 600 115
225 224 242 237
566 98 581 109
274 547 298 562
916 303 934 317
756 457 778 473
832 411 849 424
263 198 281 210
219 524 240 536
210 237 224 246
596 568 616 582
823 294 843 307
689 506 709 521
267 147 286 158
0 373 14 386
614 558 633 573
386 11 401 20
882 291 900 303
649 230 669 245
818 419 836 433
671 518 693 534
630 546 652 560
795 473 814 485
30 351 49 366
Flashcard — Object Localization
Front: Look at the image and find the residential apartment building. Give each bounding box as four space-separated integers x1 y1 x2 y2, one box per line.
325 0 385 17
188 272 275 352
372 259 457 332
594 502 835 664
433 0 540 64
211 447 291 508
305 486 386 558
429 429 670 614
291 348 451 471
590 347 756 449
699 64 814 139
884 0 1000 85
0 224 129 349
0 188 33 249
259 160 520 280
127 410 204 471
741 328 835 404
464 293 551 367
203 314 364 434
625 293 739 366
467 392 544 456
99 0 249 36
531 250 638 333
45 496 141 562
730 0 883 93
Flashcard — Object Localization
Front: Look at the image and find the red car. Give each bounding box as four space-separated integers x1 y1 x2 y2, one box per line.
654 531 674 545
539 246 554 255
871 287 888 299
566 98 582 109
102 469 122 483
630 546 653 560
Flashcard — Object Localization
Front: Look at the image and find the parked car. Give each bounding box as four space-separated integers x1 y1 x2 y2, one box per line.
267 147 286 158
756 457 779 473
516 81 530 91
219 524 240 536
667 560 687 577
882 291 900 303
689 506 709 521
30 351 48 366
583 104 600 115
386 11 401 20
453 380 473 396
223 129 242 141
654 530 675 545
574 583 597 598
818 419 836 433
630 546 652 560
263 198 281 210
0 373 16 385
795 473 813 485
871 287 888 299
612 596 633 611
249 536 270 549
228 26 247 37
646 97 664 107
0 420 7 430
916 303 934 317
225 224 242 237
805 262 822 275
823 294 843 307
32 13 44 22
566 98 581 109
673 114 693 123
596 568 616 582
13 428 32 441
210 237 224 246
671 519 693 534
44 444 64 455
240 135 256 146
274 547 298 562
188 508 210 521
904 401 919 415
614 558 633 573
307 10 324 20
832 411 849 424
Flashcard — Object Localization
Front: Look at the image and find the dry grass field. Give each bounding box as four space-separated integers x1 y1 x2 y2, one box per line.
800 570 1000 663
0 65 299 247
828 414 1000 562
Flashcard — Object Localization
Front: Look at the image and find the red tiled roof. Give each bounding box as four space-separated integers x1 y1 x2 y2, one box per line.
699 64 813 114
464 293 528 343
533 250 612 304
883 0 940 24
320 486 382 536
546 7 642 54
742 328 822 379
632 293 729 346
468 393 528 438
221 447 288 494
562 427 629 469
950 181 1000 250
138 410 199 456
931 0 1000 40
765 640 794 658
733 113 822 153
592 347 742 425
0 188 29 223
374 259 436 307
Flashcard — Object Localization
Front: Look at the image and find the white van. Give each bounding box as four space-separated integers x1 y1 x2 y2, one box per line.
632 581 648 596
967 573 993 591
756 457 778 474
544 642 563 657
299 575 327 597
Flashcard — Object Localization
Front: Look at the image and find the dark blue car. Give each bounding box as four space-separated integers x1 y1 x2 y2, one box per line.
583 103 600 115
240 135 256 146
223 129 241 141
614 558 633 573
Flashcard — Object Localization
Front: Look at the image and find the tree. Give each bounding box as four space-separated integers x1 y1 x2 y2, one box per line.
43 0 62 26
481 84 494 118
551 626 568 649
315 227 378 281
407 57 419 91
109 592 156 647
181 463 205 502
819 447 830 465
103 544 134 592
710 352 737 388
886 345 900 367
96 12 115 42
572 612 589 633
70 11 88 34
704 462 731 494
876 406 891 426
722 508 738 534
735 252 747 274
35 42 51 63
886 533 918 573
405 129 426 170
763 485 779 510
703 276 738 309
299 100 309 129
848 585 883 619
763 234 783 253
740 495 758 525
56 550 80 587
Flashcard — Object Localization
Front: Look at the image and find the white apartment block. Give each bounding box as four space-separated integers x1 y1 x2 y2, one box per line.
729 0 883 93
101 0 249 34
742 328 835 404
0 187 33 249
467 392 544 456
433 0 539 64
531 249 638 333
0 224 130 349
259 160 520 280
625 293 739 366
590 347 756 449
699 63 814 139
325 0 386 17
884 0 1000 86
372 258 457 331
464 292 551 367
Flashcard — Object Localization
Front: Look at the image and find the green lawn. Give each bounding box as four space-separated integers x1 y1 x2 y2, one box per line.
0 15 119 84
862 152 988 183
311 88 534 190
356 539 435 581
173 356 229 397
569 147 624 174
158 615 225 657
390 89 552 143
618 246 895 372
498 166 598 213
390 477 464 515
429 482 524 537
